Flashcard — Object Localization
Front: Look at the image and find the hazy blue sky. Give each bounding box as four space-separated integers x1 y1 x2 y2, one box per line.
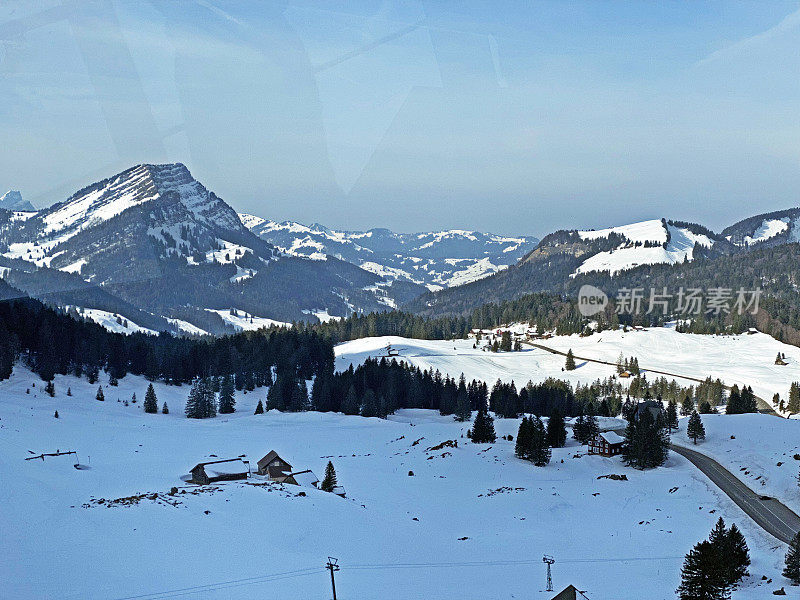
1 1 799 236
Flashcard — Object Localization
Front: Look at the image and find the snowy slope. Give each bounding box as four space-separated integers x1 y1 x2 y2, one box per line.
0 366 786 599
71 307 158 336
722 208 800 248
206 308 290 331
575 220 714 276
240 215 538 291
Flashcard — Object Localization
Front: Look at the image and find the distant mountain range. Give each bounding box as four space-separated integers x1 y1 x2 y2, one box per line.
405 212 796 317
2 163 800 333
0 164 536 334
240 215 539 291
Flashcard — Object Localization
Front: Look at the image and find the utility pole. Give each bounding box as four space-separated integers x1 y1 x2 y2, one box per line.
542 555 555 592
326 557 340 600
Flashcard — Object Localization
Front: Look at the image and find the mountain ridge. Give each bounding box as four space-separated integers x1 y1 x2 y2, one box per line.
240 214 539 290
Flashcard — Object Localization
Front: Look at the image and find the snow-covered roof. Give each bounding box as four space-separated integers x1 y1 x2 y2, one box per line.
194 458 248 476
599 431 624 445
290 470 319 487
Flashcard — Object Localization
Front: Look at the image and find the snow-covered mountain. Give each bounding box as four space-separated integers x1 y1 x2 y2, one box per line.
570 218 716 276
722 207 800 248
240 215 539 290
405 217 734 316
0 164 419 331
0 190 36 212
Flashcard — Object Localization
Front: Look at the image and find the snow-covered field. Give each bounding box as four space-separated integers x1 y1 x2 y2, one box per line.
0 364 792 599
542 327 800 415
206 308 290 331
74 308 158 336
675 414 800 515
336 328 800 416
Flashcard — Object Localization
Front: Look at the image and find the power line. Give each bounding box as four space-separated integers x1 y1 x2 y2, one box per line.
108 554 684 600
109 567 325 600
342 555 683 570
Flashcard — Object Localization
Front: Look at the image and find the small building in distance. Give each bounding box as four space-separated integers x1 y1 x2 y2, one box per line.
257 450 292 481
588 431 624 457
551 584 590 600
190 458 249 485
283 469 319 488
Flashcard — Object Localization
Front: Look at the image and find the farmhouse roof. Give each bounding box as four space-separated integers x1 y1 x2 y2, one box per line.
599 431 624 445
191 458 248 474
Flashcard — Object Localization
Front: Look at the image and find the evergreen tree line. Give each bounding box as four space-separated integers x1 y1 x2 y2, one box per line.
0 297 333 386
298 292 588 344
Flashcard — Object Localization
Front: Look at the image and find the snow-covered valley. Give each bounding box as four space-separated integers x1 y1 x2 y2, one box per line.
3 323 800 598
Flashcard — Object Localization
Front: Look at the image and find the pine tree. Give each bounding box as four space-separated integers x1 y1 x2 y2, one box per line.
54 410 59 419
185 377 216 419
454 375 472 422
254 399 264 414
288 379 308 412
565 349 576 371
143 383 158 414
677 540 731 600
666 399 679 432
218 375 236 414
788 382 800 414
698 400 714 414
162 402 169 414
321 461 337 492
499 331 512 352
361 389 379 418
740 386 757 413
310 371 333 412
96 386 104 402
266 373 288 411
723 523 750 585
67 387 72 397
546 409 567 448
572 414 587 444
109 374 118 387
784 531 800 584
687 411 705 444
515 417 532 459
680 394 694 416
623 408 669 469
341 385 361 415
469 405 496 443
185 378 200 418
573 413 599 444
45 380 55 397
529 415 551 467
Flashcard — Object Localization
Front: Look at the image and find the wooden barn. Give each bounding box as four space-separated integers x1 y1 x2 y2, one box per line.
257 450 292 480
588 431 624 457
190 458 249 485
